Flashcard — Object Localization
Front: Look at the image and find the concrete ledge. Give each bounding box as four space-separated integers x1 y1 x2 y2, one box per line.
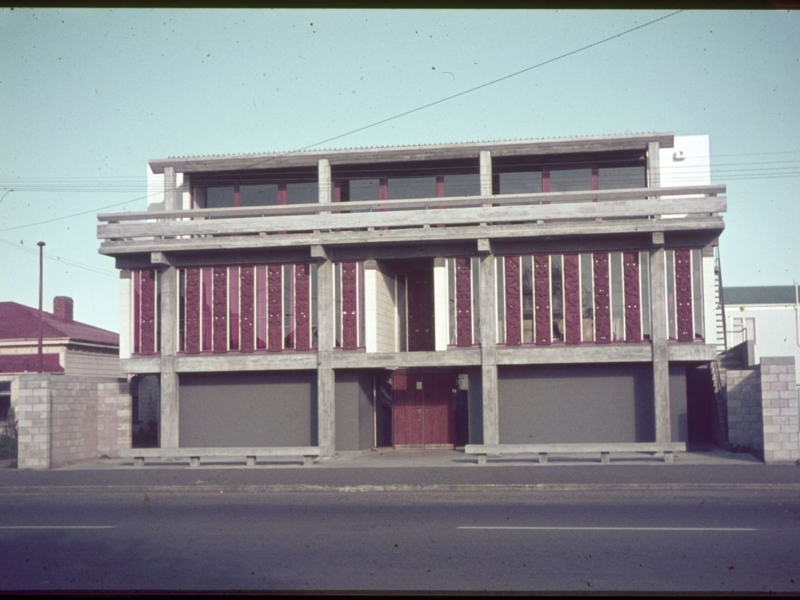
120 446 321 467
464 443 686 465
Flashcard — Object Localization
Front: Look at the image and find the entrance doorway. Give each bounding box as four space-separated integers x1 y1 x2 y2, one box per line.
392 370 456 448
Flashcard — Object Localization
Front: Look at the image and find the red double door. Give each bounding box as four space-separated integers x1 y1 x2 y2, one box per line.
392 370 456 448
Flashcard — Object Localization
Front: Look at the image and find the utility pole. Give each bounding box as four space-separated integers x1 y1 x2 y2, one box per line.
37 241 45 373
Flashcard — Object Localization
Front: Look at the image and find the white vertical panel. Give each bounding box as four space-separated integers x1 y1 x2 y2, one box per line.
363 267 378 353
119 271 132 360
433 260 449 351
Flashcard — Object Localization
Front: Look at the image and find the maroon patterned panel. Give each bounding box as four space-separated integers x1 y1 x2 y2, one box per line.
133 271 141 354
341 262 359 349
504 256 521 345
593 253 611 343
239 266 255 353
623 251 641 342
185 267 201 354
267 265 283 351
213 267 227 353
675 249 694 342
295 263 311 350
140 269 156 355
533 255 551 345
563 254 581 345
455 257 472 347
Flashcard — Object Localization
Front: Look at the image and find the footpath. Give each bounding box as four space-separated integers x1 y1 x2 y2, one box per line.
1 447 799 494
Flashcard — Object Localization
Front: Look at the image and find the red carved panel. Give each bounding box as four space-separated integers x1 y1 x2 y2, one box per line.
563 254 581 344
295 263 311 351
455 257 472 347
675 249 694 342
623 251 641 342
268 265 283 351
256 266 267 350
202 268 213 351
407 267 435 352
228 267 240 351
505 256 521 345
133 270 141 354
212 267 227 353
593 253 611 344
140 269 156 355
240 266 255 353
341 262 358 349
185 267 201 354
533 255 551 345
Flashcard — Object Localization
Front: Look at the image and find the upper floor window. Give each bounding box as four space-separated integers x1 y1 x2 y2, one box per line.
192 168 318 208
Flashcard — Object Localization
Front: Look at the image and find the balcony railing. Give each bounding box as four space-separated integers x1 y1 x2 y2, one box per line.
98 185 726 253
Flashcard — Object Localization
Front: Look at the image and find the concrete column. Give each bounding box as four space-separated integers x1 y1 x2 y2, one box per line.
316 256 335 457
164 167 180 211
702 244 717 346
158 261 180 449
480 151 493 197
650 235 671 443
119 270 132 361
433 257 449 351
479 245 499 444
647 142 661 191
318 159 332 204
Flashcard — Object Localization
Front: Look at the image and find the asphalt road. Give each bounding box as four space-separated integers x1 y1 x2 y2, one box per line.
0 488 798 593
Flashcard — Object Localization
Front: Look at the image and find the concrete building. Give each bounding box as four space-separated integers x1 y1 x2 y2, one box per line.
97 132 727 460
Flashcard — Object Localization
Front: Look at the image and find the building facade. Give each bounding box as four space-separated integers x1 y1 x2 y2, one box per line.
97 133 726 457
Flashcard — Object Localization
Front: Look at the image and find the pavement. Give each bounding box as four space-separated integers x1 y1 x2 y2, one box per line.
1 446 800 493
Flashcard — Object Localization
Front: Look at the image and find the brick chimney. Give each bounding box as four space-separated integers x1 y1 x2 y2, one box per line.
53 296 74 323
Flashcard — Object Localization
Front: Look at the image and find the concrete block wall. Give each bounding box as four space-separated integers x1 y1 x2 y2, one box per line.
760 357 799 464
16 374 131 469
726 367 763 454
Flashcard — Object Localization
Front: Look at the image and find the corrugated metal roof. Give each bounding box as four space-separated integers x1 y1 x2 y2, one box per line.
724 286 799 306
164 131 665 161
0 302 119 346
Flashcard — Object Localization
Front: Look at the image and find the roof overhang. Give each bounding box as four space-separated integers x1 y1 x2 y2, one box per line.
149 132 675 174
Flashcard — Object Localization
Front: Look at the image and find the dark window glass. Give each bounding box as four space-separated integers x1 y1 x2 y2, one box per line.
388 176 436 200
206 186 235 208
499 171 542 194
350 179 380 201
599 166 646 190
240 184 278 206
549 169 592 192
286 182 318 205
444 173 480 197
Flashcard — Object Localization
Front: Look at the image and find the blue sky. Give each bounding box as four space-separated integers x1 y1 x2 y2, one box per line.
1 8 798 332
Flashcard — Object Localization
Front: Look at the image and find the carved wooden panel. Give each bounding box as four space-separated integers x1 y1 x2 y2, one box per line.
185 267 201 354
504 256 521 345
256 266 267 350
133 270 141 354
675 249 694 342
341 262 359 349
455 257 472 347
202 268 213 352
239 266 255 353
295 263 311 351
212 267 227 353
228 267 240 351
593 252 611 343
407 267 435 352
533 254 551 345
140 269 156 355
623 251 641 342
563 254 581 345
268 265 283 351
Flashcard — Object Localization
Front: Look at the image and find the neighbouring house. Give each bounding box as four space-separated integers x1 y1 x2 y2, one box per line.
723 285 800 384
0 296 120 435
97 132 729 460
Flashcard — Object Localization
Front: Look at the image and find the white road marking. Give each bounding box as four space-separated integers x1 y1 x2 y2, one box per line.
458 526 758 532
0 526 116 530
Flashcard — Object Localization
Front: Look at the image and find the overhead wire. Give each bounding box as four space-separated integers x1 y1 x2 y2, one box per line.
0 9 686 233
0 237 118 279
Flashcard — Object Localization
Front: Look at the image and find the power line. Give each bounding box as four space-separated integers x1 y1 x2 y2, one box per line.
0 10 684 233
0 237 118 279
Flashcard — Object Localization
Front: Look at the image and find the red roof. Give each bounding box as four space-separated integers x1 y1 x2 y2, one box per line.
0 302 118 346
0 354 64 374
